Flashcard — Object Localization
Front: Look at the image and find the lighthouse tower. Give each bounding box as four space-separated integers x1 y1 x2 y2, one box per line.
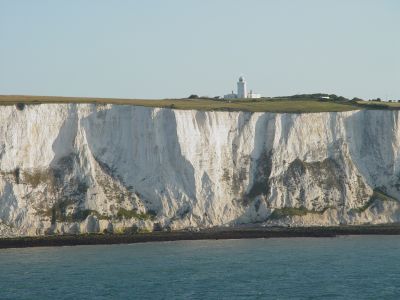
237 76 247 98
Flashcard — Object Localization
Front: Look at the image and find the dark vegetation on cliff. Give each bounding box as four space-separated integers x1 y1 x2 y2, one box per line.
1 94 400 113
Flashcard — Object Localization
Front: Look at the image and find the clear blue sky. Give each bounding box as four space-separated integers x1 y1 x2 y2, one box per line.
1 0 399 100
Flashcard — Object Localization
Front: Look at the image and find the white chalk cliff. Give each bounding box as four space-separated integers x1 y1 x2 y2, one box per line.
1 103 400 236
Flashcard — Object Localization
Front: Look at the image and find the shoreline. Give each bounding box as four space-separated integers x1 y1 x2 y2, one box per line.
1 225 400 249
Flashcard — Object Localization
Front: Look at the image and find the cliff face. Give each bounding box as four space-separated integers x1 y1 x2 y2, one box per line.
1 103 400 236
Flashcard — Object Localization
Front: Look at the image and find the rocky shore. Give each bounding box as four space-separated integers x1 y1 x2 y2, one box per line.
2 225 400 249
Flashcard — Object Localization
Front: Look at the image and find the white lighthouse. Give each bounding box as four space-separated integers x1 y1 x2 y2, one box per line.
223 76 261 99
237 76 247 98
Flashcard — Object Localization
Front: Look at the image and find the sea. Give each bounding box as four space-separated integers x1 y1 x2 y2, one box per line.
0 236 399 299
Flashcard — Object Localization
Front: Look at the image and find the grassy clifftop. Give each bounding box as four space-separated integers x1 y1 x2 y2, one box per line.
1 95 399 113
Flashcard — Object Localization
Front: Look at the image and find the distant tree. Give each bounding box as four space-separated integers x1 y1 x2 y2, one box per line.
214 96 220 99
397 100 400 103
288 93 349 101
188 94 199 99
336 96 349 102
389 100 392 103
376 98 382 102
352 97 363 102
15 103 25 111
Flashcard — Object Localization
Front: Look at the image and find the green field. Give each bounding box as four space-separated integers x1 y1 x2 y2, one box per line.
1 95 400 113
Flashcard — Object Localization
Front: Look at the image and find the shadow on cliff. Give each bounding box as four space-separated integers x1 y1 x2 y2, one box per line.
80 105 197 217
46 104 89 221
232 112 277 224
344 110 398 198
48 104 81 195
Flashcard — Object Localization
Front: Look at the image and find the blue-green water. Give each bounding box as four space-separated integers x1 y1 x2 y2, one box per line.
1 236 400 299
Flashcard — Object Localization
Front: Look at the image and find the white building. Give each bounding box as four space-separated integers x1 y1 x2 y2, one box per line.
224 91 237 99
224 76 261 99
248 90 261 99
237 76 247 98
